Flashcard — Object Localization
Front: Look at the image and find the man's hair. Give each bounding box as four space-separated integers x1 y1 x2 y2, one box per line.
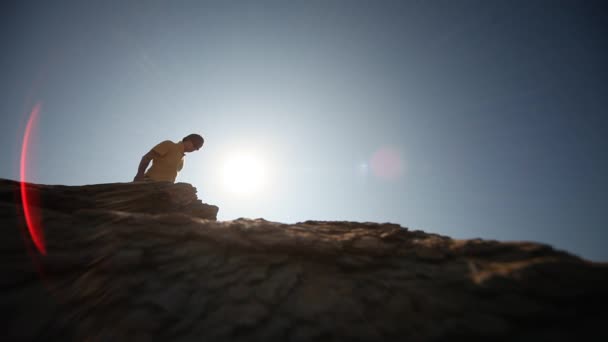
182 133 204 148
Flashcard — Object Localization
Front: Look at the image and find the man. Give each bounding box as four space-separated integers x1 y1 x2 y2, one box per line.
133 133 204 183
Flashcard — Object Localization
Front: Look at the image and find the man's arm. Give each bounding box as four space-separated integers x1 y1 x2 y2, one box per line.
133 150 161 182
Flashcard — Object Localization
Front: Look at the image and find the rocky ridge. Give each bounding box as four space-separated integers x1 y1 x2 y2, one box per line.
1 178 607 341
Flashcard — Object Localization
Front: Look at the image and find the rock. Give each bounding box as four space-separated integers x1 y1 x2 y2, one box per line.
1 178 608 341
0 178 218 220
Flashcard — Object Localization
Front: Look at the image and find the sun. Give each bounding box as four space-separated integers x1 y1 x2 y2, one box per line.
222 154 267 196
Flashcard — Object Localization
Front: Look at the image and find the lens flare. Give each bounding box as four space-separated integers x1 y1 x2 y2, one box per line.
20 103 46 255
370 146 403 180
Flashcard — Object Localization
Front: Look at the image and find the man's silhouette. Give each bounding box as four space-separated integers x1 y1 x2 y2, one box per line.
133 133 204 183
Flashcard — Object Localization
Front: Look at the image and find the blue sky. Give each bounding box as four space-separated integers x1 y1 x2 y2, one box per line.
1 1 607 261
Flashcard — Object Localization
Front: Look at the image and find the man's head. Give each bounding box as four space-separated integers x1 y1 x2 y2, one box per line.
182 133 204 153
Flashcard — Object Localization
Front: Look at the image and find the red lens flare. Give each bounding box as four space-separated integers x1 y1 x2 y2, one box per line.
19 103 46 255
370 146 404 181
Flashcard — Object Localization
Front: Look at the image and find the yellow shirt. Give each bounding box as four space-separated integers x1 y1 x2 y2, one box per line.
144 140 185 182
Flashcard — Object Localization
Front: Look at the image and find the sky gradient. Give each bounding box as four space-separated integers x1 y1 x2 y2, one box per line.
2 1 607 261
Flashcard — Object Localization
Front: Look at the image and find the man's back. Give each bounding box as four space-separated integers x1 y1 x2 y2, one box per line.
144 140 185 182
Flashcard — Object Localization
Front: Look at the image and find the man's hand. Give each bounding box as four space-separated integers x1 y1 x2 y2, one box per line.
133 150 159 182
133 174 146 182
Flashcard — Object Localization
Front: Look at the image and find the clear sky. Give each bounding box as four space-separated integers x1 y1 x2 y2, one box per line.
2 1 607 261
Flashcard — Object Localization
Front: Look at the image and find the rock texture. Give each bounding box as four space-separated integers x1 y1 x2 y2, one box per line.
0 179 219 220
1 178 607 341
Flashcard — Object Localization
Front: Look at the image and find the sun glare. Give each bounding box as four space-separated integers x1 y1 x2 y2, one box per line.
222 154 267 196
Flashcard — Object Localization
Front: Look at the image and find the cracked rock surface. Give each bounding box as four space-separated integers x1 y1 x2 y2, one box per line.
1 178 607 341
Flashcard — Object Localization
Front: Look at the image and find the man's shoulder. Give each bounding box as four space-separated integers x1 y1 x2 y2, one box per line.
151 140 178 155
155 140 179 148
